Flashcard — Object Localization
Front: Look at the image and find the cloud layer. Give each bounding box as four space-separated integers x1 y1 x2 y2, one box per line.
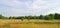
0 0 60 16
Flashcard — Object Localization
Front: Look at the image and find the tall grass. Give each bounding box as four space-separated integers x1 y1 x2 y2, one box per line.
3 23 10 28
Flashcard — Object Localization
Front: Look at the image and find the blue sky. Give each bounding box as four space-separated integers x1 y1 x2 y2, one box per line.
0 0 60 16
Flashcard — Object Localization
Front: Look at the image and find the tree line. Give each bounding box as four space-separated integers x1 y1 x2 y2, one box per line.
0 13 60 20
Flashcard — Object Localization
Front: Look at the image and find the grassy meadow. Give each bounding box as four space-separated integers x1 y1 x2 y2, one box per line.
0 19 60 28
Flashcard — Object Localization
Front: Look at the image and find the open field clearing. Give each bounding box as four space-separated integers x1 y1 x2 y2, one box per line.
0 19 60 28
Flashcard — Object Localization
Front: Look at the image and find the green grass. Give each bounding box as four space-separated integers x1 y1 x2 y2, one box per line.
2 23 10 28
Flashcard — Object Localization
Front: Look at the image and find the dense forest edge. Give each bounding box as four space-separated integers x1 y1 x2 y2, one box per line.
0 13 60 20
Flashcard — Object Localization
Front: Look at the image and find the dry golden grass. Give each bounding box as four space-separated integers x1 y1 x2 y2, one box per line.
0 19 60 28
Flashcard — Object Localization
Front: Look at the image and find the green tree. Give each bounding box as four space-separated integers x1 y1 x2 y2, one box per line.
39 15 44 19
48 14 54 20
0 14 3 19
54 13 60 19
9 16 12 19
44 16 51 20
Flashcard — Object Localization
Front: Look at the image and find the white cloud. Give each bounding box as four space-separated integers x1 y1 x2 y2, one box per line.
0 0 60 16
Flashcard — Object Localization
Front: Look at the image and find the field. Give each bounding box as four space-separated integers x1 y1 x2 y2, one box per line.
0 19 60 28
